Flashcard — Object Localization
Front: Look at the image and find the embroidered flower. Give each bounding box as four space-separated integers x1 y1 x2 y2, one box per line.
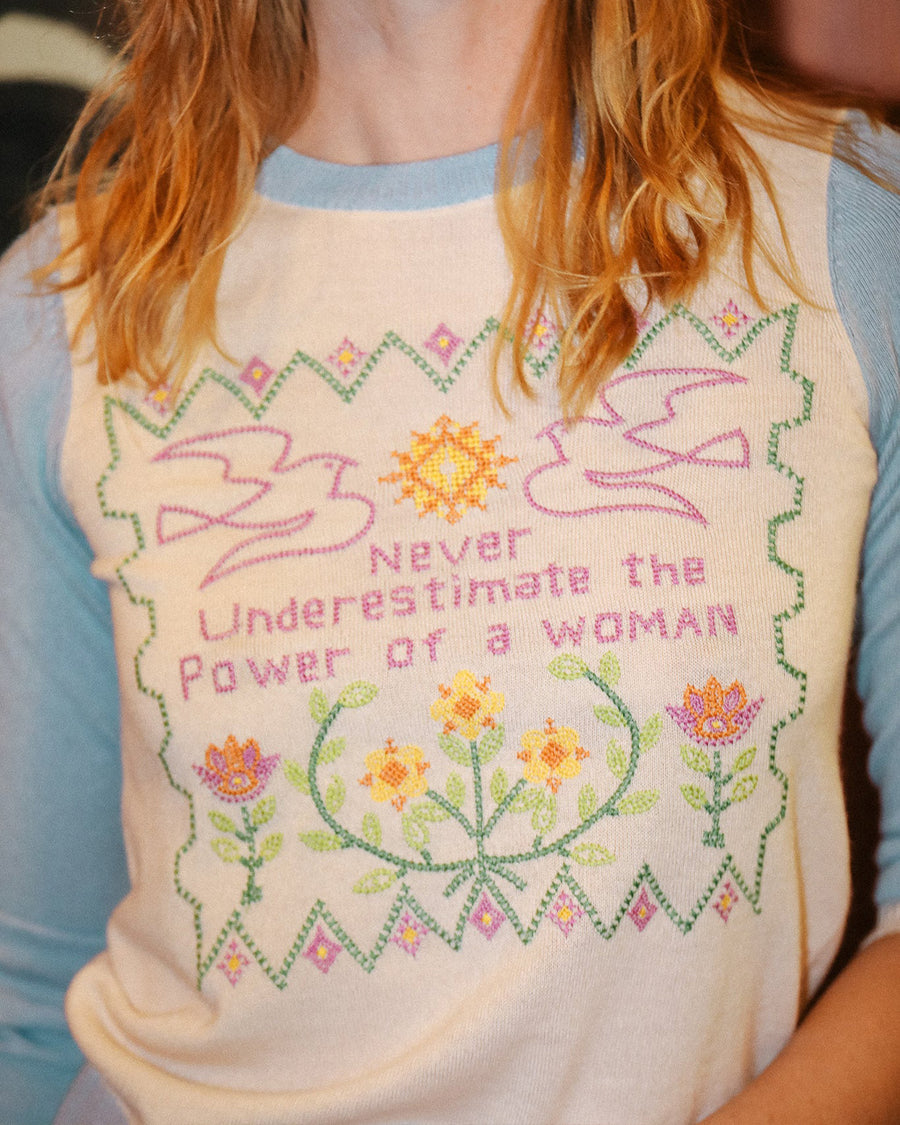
238 355 276 398
469 892 505 940
328 337 367 379
144 383 174 416
391 912 429 957
712 299 751 338
628 887 658 932
423 322 464 367
194 735 280 803
359 739 430 812
547 891 584 937
518 718 588 794
527 311 558 353
303 925 342 974
666 677 762 747
713 880 739 922
430 671 505 740
217 939 251 986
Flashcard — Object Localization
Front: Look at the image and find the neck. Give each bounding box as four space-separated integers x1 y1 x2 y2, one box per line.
286 0 546 164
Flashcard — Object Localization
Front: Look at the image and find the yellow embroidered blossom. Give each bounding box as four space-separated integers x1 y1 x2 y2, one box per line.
518 718 588 794
430 671 505 740
359 739 430 811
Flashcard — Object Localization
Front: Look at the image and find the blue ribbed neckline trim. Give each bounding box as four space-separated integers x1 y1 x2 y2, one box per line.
257 142 499 212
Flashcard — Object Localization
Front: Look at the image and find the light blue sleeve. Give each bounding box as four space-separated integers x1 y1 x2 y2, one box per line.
0 219 128 1125
830 121 900 920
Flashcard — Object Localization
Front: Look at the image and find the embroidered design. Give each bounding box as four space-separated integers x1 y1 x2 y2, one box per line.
469 892 506 940
217 939 251 986
381 415 517 524
524 367 750 525
669 678 762 848
713 880 739 922
195 734 280 803
423 323 465 367
712 300 752 339
144 383 175 416
238 356 276 398
391 912 429 957
196 736 283 905
548 891 584 937
153 426 375 587
518 718 589 794
360 739 431 812
304 925 342 973
327 337 368 380
430 670 504 739
628 887 657 932
526 312 559 356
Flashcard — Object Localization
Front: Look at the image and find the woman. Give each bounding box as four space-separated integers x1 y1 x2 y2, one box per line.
1 1 898 1121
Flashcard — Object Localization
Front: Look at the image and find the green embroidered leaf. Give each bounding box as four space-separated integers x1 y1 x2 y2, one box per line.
571 842 616 867
362 811 382 847
250 796 276 827
532 792 557 834
680 783 709 811
446 772 466 808
595 705 625 727
410 800 450 823
338 681 379 709
733 745 757 773
730 775 758 804
211 837 241 863
548 653 588 681
438 732 472 766
578 783 598 821
490 768 509 805
639 714 662 753
353 868 398 895
283 759 311 794
478 724 504 764
324 777 346 815
681 744 712 774
509 786 545 813
596 651 621 687
606 739 628 780
402 812 429 851
319 737 346 765
309 688 330 724
617 789 660 816
259 832 283 862
208 810 238 834
298 830 343 852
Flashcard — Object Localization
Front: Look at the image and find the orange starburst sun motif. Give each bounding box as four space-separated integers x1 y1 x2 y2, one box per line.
380 415 516 523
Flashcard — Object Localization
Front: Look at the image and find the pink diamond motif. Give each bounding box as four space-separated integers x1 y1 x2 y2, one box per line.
303 925 342 974
527 312 559 353
713 880 739 923
628 887 658 932
547 891 584 938
238 356 276 398
391 912 429 958
423 322 464 368
469 892 505 940
217 939 250 986
328 337 368 379
144 383 174 416
712 300 751 339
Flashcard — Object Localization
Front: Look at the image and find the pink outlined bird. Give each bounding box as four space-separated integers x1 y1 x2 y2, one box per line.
153 425 375 588
523 366 751 524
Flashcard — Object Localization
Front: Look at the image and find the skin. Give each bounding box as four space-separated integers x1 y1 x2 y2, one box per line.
288 2 900 1120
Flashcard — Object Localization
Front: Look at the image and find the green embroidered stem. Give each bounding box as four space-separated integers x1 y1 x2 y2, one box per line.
238 806 263 906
